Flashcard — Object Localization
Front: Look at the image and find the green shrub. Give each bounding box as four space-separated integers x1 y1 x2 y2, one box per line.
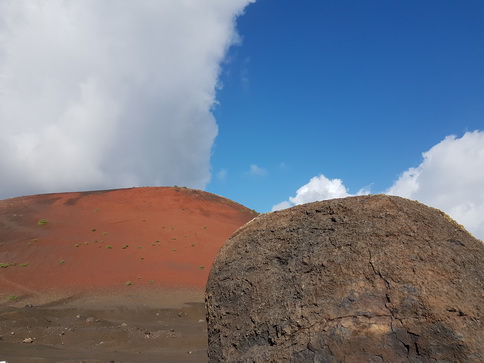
37 219 48 226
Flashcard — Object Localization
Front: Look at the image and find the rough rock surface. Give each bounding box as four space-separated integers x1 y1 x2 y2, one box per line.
206 195 484 362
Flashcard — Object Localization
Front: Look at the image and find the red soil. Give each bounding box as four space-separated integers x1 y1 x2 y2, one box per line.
0 187 257 297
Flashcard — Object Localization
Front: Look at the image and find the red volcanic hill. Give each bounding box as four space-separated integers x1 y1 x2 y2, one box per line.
0 187 257 298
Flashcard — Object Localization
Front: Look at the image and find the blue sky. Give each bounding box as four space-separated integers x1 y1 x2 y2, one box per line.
208 0 484 213
0 1 483 239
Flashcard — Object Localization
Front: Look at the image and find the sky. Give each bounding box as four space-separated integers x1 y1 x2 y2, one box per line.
0 1 483 240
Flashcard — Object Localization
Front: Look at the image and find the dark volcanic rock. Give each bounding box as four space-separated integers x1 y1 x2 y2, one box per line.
206 195 484 362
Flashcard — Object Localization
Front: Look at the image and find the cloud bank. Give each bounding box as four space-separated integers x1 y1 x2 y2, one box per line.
387 131 484 240
0 0 253 198
273 131 484 240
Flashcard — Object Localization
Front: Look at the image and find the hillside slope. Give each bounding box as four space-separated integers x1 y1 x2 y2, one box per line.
0 187 256 297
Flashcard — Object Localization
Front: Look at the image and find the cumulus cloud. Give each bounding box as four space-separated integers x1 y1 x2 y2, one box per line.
272 131 484 241
0 0 253 198
387 131 484 240
272 175 367 211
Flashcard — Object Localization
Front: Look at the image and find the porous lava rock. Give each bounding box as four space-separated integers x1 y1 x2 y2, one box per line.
206 195 484 362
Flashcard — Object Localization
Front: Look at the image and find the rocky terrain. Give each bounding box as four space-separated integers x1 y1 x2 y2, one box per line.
0 186 256 362
206 195 484 362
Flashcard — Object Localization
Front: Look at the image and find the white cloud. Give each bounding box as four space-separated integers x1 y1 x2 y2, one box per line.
272 175 357 211
0 0 254 198
247 164 267 177
387 131 484 241
273 131 484 241
272 201 292 211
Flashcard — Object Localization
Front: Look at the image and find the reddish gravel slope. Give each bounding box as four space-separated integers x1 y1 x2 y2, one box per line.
0 187 257 297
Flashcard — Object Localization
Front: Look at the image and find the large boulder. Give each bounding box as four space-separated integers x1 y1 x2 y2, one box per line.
206 195 484 362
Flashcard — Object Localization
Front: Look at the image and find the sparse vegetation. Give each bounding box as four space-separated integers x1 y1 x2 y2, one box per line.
83 241 89 245
37 219 48 226
199 265 205 270
172 249 177 252
74 243 80 247
7 295 18 301
106 245 113 249
19 263 29 267
102 232 108 235
149 280 154 284
59 259 65 265
203 225 207 229
92 209 100 213
122 244 129 249
125 281 133 286
92 228 97 232
0 263 12 268
191 244 196 247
